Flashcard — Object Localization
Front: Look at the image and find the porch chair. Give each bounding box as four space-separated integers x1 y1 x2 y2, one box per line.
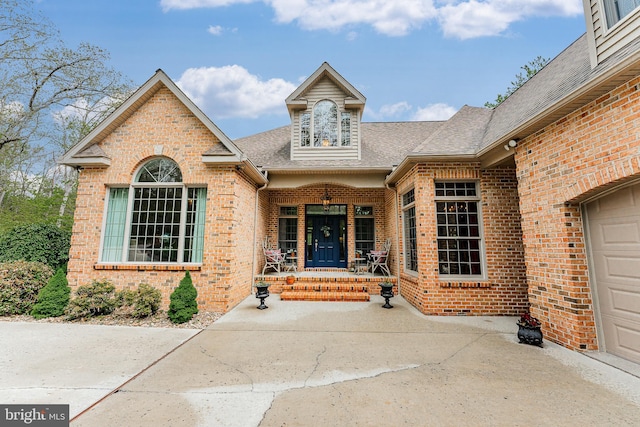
262 238 285 275
368 239 391 276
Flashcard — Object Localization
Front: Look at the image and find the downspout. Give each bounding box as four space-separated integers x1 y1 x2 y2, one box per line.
386 181 402 295
251 171 269 292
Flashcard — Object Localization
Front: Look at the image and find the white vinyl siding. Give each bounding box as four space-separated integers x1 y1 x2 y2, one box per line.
291 77 360 161
586 0 640 66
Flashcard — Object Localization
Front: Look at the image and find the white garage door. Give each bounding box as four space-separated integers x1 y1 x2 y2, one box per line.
586 182 640 364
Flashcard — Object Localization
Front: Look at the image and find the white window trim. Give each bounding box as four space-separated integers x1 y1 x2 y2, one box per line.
98 180 206 266
300 100 351 148
601 0 640 33
434 181 487 281
401 188 418 275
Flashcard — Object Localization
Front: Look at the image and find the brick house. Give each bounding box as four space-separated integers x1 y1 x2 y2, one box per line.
61 0 640 364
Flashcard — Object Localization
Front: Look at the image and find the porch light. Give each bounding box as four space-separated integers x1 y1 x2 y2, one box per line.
321 185 332 211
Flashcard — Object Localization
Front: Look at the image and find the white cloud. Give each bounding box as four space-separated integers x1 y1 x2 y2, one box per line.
367 101 456 121
160 0 582 38
412 103 457 120
379 101 412 117
437 0 583 39
176 65 297 119
207 25 224 35
160 0 256 12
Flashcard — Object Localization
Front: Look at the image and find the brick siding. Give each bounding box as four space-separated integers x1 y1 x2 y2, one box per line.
514 77 640 351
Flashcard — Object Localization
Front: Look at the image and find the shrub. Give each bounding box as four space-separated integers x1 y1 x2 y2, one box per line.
0 261 53 315
168 271 198 324
119 283 162 318
65 280 118 320
0 223 71 270
31 269 71 319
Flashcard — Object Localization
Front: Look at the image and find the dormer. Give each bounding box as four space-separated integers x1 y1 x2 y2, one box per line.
286 62 366 161
584 0 640 67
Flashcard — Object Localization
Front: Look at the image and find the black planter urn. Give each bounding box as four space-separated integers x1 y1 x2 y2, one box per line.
517 324 543 347
379 282 394 309
255 283 270 310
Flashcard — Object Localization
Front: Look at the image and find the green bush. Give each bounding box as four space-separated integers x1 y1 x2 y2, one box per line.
31 269 71 319
65 280 118 320
119 283 162 318
168 271 198 324
0 223 71 270
0 261 53 315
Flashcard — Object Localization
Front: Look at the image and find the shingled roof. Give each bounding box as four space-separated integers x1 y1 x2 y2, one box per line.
234 121 444 169
236 32 640 170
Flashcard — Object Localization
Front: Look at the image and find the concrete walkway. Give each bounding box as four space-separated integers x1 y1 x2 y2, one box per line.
2 295 640 426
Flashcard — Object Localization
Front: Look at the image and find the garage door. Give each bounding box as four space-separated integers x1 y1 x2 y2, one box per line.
586 182 640 364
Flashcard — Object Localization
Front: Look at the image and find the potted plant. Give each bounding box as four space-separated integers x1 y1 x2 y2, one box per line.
255 281 270 310
378 281 394 309
517 312 543 347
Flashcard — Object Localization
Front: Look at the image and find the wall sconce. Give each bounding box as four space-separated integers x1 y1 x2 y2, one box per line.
321 185 332 211
504 139 518 151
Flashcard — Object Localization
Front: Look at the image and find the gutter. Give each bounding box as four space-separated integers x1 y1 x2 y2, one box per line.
385 181 402 295
251 170 269 292
385 153 477 185
476 46 640 157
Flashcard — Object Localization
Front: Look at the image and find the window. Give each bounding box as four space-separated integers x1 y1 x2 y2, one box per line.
603 0 640 28
402 189 417 272
300 100 351 147
355 206 374 256
314 100 338 146
341 112 351 146
435 182 483 277
100 158 207 264
300 112 311 147
278 206 298 254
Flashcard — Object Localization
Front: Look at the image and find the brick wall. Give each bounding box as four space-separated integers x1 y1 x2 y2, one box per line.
515 77 640 350
261 185 387 271
395 163 528 315
67 86 258 313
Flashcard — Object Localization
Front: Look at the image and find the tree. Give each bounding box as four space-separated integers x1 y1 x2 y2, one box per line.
484 56 550 108
168 271 199 324
0 0 132 227
0 0 130 152
31 268 70 319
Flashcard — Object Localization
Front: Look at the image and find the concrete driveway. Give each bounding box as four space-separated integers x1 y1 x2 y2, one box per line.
2 295 639 426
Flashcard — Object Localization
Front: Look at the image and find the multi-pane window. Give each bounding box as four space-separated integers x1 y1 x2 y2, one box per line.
402 189 417 272
314 100 338 146
435 182 483 276
300 112 311 147
300 100 351 147
355 206 374 256
278 206 298 254
603 0 640 28
341 112 351 146
100 158 207 264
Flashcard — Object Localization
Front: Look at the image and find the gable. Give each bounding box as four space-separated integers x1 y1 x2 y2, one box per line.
60 70 244 169
286 63 365 162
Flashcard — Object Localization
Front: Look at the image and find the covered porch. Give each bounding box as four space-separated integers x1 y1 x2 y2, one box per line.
254 269 398 302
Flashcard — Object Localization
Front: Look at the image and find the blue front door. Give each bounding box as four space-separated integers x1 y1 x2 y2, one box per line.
305 207 347 268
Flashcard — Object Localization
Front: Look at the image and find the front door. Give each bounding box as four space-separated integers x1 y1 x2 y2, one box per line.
306 205 347 268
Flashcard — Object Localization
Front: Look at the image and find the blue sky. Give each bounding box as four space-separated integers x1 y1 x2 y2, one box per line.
38 0 587 139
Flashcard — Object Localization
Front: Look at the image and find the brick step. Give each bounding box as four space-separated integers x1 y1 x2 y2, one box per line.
283 283 369 292
280 290 370 302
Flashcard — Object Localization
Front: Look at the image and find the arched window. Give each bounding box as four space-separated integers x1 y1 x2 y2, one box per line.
101 158 207 264
313 100 338 147
300 100 351 147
